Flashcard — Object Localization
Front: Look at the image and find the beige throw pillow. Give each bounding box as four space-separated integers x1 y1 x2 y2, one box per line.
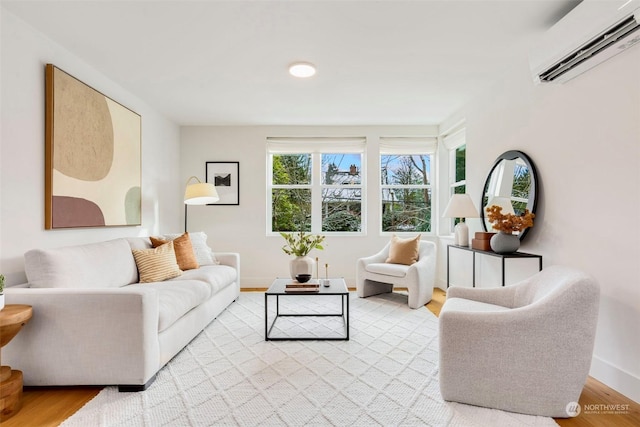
132 241 182 283
386 234 421 265
150 232 199 271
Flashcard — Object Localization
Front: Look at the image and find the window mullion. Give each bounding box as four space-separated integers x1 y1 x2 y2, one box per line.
311 153 322 233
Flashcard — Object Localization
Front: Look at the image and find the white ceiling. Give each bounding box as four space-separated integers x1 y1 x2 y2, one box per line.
1 0 580 126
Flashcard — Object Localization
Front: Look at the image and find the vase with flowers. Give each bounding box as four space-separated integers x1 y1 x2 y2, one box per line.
485 205 535 254
280 231 325 279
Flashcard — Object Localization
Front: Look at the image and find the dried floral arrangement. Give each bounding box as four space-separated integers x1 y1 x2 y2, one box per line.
486 205 535 234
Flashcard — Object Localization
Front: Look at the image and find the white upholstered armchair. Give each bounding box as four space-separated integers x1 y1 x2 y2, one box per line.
356 239 436 309
439 265 600 417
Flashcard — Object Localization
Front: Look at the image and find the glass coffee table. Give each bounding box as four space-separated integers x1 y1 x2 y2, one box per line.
265 277 349 341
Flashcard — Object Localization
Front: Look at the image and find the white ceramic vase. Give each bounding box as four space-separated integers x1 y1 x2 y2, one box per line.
289 256 315 280
0 294 4 310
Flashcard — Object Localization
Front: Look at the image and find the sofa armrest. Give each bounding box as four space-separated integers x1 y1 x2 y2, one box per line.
3 286 160 386
357 243 391 267
214 252 239 269
214 252 240 287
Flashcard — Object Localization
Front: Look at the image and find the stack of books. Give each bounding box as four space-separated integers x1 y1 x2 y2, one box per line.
472 231 496 251
285 282 320 293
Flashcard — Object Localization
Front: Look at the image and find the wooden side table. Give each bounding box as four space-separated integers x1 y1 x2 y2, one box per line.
0 304 33 421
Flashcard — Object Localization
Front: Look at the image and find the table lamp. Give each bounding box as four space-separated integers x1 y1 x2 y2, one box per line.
443 194 479 246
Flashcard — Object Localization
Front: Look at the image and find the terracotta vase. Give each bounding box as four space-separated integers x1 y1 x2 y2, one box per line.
289 256 315 280
490 231 520 254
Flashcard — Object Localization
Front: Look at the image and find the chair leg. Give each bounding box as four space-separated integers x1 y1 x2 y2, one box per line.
360 280 393 298
406 283 432 309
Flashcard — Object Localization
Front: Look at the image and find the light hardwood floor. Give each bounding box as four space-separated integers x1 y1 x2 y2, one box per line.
5 289 639 427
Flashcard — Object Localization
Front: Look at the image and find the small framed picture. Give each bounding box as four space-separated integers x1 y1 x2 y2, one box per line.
206 161 239 205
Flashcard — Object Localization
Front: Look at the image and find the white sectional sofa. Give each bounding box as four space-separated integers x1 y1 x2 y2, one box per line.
3 235 240 391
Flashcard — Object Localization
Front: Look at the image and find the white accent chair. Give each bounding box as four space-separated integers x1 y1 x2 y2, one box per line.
356 240 436 309
439 265 600 417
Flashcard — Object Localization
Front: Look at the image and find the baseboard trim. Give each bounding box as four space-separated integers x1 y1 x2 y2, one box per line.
590 355 640 404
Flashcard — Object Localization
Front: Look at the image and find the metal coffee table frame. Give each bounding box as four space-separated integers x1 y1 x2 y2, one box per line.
265 278 350 341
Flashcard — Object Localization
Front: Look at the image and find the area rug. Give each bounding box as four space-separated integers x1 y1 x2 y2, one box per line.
62 292 557 427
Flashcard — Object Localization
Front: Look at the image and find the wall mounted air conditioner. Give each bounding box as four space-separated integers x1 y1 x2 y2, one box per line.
530 0 640 84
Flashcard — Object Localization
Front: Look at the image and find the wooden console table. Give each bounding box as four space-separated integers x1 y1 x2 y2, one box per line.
0 304 33 421
447 245 543 288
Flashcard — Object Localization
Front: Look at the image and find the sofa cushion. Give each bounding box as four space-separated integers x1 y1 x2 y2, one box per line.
162 232 218 266
24 238 139 288
365 262 409 278
129 280 212 332
132 242 182 283
150 233 199 271
171 265 237 293
386 234 420 265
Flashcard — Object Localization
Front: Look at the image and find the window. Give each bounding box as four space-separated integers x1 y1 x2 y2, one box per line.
267 137 365 234
450 145 466 195
380 137 436 233
321 153 362 232
271 153 312 231
443 127 467 229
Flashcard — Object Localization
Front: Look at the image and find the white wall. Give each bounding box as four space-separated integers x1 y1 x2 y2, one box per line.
445 48 640 402
180 125 438 288
0 9 182 285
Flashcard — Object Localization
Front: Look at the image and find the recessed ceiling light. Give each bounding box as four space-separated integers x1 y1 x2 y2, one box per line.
289 62 316 78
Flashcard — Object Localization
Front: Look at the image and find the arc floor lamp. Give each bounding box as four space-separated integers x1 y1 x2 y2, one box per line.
184 176 219 232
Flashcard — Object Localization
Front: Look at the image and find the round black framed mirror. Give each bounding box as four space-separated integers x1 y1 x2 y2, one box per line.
480 150 538 241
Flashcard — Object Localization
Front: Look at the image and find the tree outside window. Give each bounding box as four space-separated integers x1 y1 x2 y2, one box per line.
271 154 311 232
321 153 362 232
450 145 466 226
270 152 363 233
511 163 531 215
381 154 432 232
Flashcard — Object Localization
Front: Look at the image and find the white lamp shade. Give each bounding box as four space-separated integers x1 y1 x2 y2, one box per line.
184 182 219 205
487 196 515 215
443 194 479 219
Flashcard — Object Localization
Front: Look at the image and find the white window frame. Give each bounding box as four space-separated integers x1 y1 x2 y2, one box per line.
442 128 467 234
379 137 437 236
266 137 366 236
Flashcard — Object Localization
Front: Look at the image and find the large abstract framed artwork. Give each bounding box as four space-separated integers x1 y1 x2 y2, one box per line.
45 64 142 229
206 161 240 205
